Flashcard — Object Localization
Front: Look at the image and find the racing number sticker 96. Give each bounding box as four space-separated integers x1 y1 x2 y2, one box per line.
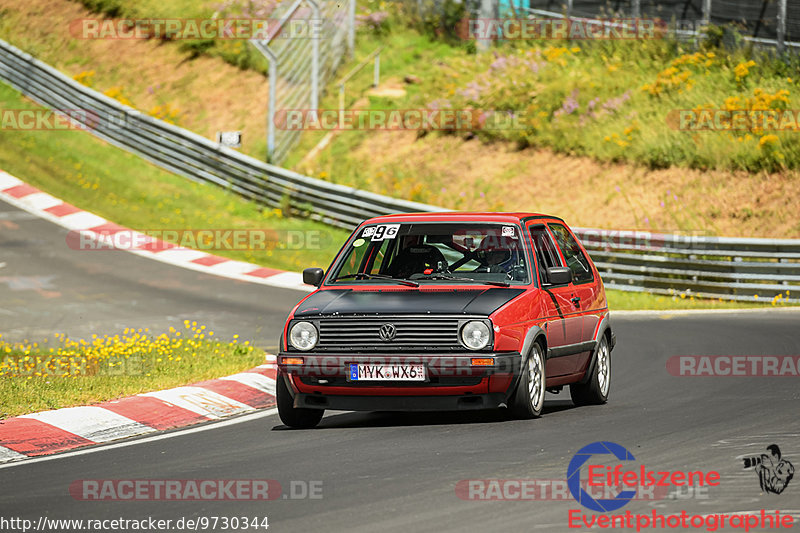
362 224 400 242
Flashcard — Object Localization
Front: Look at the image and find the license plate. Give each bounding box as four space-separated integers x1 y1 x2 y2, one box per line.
348 363 426 381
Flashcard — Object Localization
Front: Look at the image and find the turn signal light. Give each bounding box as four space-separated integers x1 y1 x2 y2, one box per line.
283 357 305 365
471 358 495 366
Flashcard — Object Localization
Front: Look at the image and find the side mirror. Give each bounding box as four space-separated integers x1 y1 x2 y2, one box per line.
303 267 325 287
546 266 572 286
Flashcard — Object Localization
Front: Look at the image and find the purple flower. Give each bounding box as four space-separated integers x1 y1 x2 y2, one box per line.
602 90 631 114
428 99 452 110
458 81 486 101
554 89 580 119
356 11 389 29
490 56 509 71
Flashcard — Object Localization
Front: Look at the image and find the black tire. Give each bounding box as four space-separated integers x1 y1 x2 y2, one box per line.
570 334 611 406
509 342 546 419
276 375 324 429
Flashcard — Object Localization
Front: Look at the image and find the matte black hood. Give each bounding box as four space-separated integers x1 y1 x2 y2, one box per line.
294 288 525 317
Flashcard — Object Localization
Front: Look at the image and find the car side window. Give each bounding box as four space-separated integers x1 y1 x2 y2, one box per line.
548 223 594 284
529 225 562 285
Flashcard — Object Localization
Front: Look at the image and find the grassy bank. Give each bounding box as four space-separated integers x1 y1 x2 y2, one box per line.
0 82 349 272
0 323 265 418
0 81 791 314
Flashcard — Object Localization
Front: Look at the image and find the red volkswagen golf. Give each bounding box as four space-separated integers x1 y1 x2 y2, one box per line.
276 212 615 428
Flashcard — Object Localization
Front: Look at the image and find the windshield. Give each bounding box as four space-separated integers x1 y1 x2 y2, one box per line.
329 222 530 285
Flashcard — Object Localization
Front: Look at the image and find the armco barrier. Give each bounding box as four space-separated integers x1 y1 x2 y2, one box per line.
0 39 447 230
572 229 800 303
1 38 799 303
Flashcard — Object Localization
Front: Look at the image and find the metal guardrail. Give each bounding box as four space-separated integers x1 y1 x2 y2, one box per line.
0 38 446 231
572 229 800 303
1 38 799 303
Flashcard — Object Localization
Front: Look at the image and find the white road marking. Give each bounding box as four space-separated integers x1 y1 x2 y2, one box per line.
0 446 26 462
0 172 23 189
143 386 253 418
209 260 265 277
219 372 277 396
17 192 61 211
58 211 108 231
0 408 279 470
19 406 156 443
149 248 209 263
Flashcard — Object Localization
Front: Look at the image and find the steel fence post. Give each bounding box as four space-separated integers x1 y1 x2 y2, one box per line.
310 0 320 116
268 60 276 162
348 0 356 56
778 0 787 54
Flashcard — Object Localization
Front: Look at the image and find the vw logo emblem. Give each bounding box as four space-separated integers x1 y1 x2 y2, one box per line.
378 323 396 341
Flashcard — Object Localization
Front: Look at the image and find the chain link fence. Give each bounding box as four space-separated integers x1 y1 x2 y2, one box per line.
487 0 799 50
251 0 354 165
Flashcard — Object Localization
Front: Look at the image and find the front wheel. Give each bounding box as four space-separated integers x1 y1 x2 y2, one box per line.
570 334 611 406
276 375 324 429
509 343 546 419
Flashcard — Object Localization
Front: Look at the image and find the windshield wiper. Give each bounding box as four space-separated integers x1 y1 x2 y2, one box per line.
425 273 510 287
335 273 419 287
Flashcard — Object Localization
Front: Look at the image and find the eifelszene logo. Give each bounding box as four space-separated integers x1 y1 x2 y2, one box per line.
566 441 721 512
567 441 638 512
743 444 795 495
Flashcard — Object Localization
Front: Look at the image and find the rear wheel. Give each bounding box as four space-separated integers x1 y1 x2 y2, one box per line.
509 343 546 419
570 334 611 406
277 375 324 429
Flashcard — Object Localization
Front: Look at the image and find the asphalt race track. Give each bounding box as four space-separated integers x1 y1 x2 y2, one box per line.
0 202 302 348
2 198 799 532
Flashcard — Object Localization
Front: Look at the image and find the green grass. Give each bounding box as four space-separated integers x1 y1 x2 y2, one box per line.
605 289 783 311
1 78 788 316
0 82 348 272
0 323 266 418
288 11 800 176
284 29 463 171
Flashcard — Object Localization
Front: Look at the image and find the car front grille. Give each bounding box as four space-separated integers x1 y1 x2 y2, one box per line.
314 316 465 351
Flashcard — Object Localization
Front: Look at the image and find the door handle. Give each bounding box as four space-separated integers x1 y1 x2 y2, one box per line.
571 296 581 305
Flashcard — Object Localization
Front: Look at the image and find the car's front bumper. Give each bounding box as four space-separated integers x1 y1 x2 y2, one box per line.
277 352 522 412
293 389 511 411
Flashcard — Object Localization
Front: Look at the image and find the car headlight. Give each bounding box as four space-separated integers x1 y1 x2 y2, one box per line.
289 321 318 351
460 320 491 351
